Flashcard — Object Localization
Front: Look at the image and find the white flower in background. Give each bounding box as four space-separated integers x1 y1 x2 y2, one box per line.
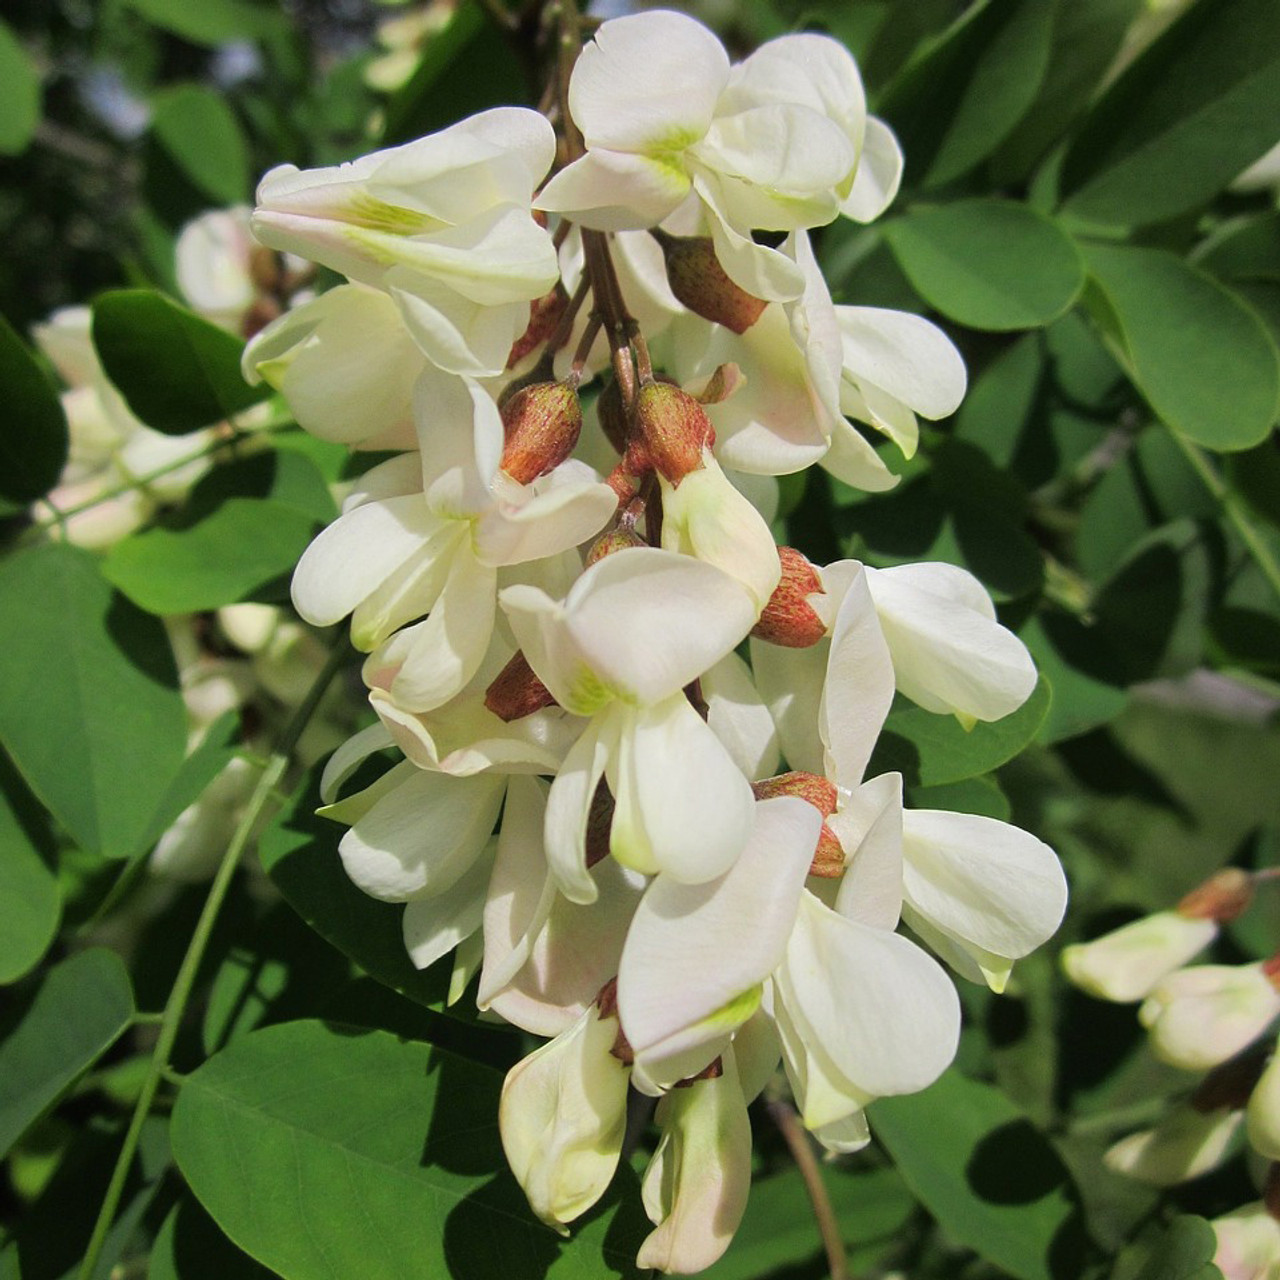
1247 1039 1280 1161
1104 1104 1245 1186
499 997 632 1231
174 206 259 333
536 11 859 301
291 375 615 713
500 547 759 898
252 108 559 376
1062 910 1220 1003
638 1049 753 1274
1211 1202 1280 1280
1140 963 1280 1072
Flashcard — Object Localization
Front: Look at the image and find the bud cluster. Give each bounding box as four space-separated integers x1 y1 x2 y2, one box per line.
236 8 1065 1272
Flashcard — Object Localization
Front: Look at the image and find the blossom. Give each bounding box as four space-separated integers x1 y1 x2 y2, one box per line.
1247 1038 1280 1161
536 11 859 301
252 108 560 375
1103 1104 1244 1185
1211 1202 1280 1280
1062 910 1219 1003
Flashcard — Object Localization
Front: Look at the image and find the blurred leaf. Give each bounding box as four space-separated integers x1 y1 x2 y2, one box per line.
872 1070 1087 1280
1044 309 1124 410
909 775 1011 821
0 949 134 1160
1110 1214 1222 1280
0 756 60 984
701 1166 914 1280
92 290 270 435
0 20 39 157
1197 212 1280 287
1083 244 1280 451
1059 0 1280 228
381 2 531 145
0 545 188 860
123 0 286 46
955 334 1045 470
867 677 1052 787
150 85 250 206
878 0 1055 188
1021 614 1128 744
0 314 69 505
258 761 452 1010
171 1021 647 1280
993 0 1143 180
885 201 1085 331
151 1196 278 1280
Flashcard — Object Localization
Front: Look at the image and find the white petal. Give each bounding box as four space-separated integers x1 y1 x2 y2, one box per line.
319 721 395 804
618 795 820 1065
831 773 904 929
838 306 967 421
749 638 829 777
338 770 504 901
841 116 903 223
696 175 807 302
535 150 691 232
414 369 503 516
569 11 727 152
702 651 781 781
544 714 616 906
609 693 755 883
473 467 616 567
901 809 1068 962
818 418 899 492
401 837 495 970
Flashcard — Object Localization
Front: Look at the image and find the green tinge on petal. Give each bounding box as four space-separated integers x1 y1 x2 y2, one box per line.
698 984 763 1036
348 192 448 236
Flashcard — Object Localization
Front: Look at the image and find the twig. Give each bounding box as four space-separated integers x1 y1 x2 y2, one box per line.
766 1098 850 1280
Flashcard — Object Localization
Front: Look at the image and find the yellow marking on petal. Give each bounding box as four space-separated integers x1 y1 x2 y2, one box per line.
698 984 763 1032
346 192 448 235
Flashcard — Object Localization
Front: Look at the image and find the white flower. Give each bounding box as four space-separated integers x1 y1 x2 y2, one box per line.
1247 1038 1280 1161
637 1048 753 1274
500 547 759 898
1211 1202 1280 1280
499 1000 631 1230
536 11 858 301
253 108 559 376
1104 1105 1244 1186
1140 964 1280 1072
1061 910 1219 1003
174 206 258 333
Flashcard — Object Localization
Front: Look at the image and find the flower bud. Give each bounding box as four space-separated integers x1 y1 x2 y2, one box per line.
1211 1201 1280 1280
586 524 647 567
500 380 583 484
499 1002 631 1231
1139 960 1280 1072
1247 1039 1280 1161
1104 1105 1244 1186
634 381 715 486
484 650 556 722
751 548 828 648
1178 868 1256 923
507 284 569 368
1061 910 1219 1004
652 231 768 335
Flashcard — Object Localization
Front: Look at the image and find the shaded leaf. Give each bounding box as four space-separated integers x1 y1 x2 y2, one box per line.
150 1195 278 1280
0 313 69 505
885 201 1085 331
0 949 134 1160
1060 0 1280 228
0 755 60 984
0 545 188 860
872 1070 1087 1280
1083 243 1280 451
1020 614 1128 744
151 85 250 206
0 20 39 156
171 1020 647 1280
123 0 286 46
92 290 270 435
1111 1214 1223 1280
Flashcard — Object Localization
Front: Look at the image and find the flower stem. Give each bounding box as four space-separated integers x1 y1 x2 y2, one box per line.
766 1098 851 1280
76 638 349 1280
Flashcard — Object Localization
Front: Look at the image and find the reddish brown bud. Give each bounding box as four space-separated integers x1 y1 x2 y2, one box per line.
587 524 647 566
507 285 569 369
633 380 715 485
1177 868 1255 924
484 650 556 722
653 232 768 334
752 771 844 877
605 462 641 504
751 547 828 648
499 380 582 484
585 778 615 868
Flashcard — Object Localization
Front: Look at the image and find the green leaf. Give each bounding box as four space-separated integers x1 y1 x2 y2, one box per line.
0 19 40 156
258 761 452 1009
1083 243 1280 450
878 0 1055 188
909 775 1011 821
151 85 250 206
1111 1215 1223 1280
1021 614 1128 744
92 289 270 435
1198 212 1280 287
701 1166 914 1280
123 0 286 46
0 545 189 860
866 677 1052 787
885 201 1085 331
0 756 60 984
0 313 69 505
954 334 1045 470
872 1070 1086 1280
171 1020 646 1280
0 949 134 1159
1059 0 1280 228
151 1196 278 1279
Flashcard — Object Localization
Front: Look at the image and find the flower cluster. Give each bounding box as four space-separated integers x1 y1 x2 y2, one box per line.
246 9 1068 1271
1062 870 1280 1280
